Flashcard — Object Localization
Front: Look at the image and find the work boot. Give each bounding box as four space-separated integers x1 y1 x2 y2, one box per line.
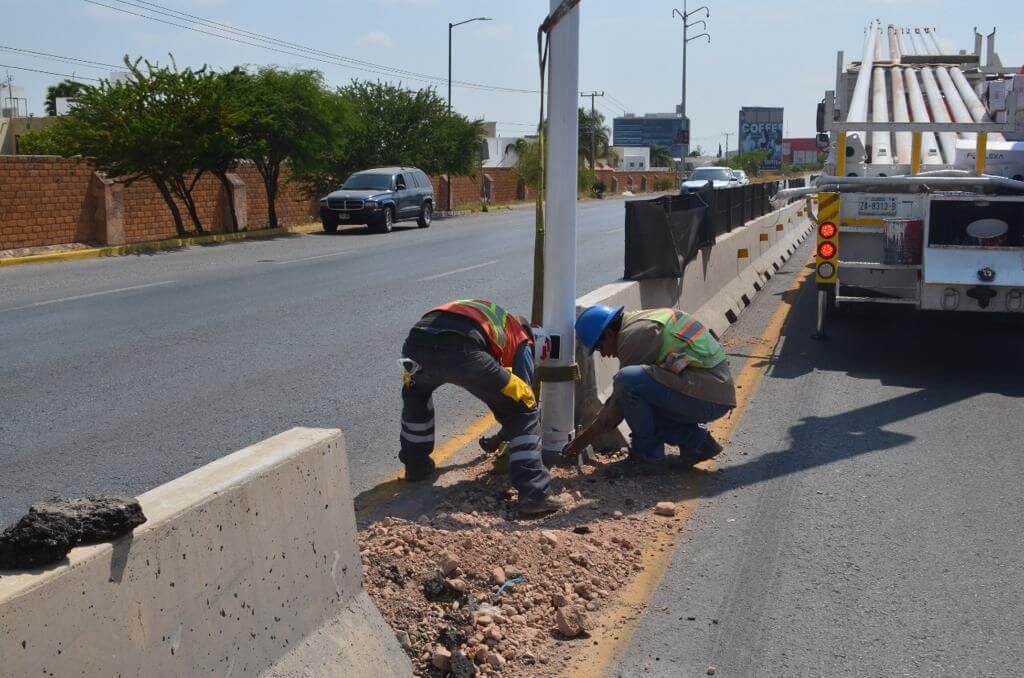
403 456 436 482
669 434 724 470
603 456 668 479
518 492 570 517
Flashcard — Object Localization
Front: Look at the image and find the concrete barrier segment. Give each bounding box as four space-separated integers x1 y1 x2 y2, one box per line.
0 427 412 677
574 201 810 437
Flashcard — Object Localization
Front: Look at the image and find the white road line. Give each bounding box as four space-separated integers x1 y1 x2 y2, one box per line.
605 228 621 234
418 260 500 281
275 250 350 264
1 280 177 313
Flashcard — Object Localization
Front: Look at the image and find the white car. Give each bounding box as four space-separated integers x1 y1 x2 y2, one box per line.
732 169 750 185
680 166 739 193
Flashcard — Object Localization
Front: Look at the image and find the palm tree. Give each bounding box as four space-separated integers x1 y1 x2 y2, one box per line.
578 107 609 168
650 145 673 167
45 80 84 116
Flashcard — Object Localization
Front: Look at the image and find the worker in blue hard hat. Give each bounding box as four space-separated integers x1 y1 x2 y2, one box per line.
562 304 736 476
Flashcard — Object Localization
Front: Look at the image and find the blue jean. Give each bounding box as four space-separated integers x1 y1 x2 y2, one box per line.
613 365 732 461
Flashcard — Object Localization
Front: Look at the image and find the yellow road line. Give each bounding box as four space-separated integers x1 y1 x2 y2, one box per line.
563 255 816 677
354 413 496 511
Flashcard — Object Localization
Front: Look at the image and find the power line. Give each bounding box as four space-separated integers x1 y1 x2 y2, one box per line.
605 93 631 113
0 46 118 71
81 0 539 95
0 63 102 82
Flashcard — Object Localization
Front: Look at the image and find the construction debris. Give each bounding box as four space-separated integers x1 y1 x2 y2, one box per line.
654 502 677 517
0 496 146 570
358 447 712 676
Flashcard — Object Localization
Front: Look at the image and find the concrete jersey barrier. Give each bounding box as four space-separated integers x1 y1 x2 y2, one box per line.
0 427 412 677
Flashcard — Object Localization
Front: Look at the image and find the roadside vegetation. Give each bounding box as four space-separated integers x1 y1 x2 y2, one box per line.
20 57 482 237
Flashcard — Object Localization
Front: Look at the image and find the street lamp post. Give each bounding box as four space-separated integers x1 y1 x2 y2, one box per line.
447 16 491 212
671 2 710 161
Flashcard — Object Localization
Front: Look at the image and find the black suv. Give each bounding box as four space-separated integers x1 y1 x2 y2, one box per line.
319 167 434 234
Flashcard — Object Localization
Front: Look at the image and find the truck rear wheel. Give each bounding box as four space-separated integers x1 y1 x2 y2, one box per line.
815 286 836 338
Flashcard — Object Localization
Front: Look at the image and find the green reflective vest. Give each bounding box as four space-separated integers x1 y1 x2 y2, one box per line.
635 308 727 373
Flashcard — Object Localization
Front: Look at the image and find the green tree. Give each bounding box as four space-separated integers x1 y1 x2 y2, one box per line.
578 108 609 168
511 137 542 190
295 81 480 199
231 67 338 228
717 143 722 159
650 144 674 166
726 150 770 176
687 145 703 158
22 57 227 237
45 80 84 116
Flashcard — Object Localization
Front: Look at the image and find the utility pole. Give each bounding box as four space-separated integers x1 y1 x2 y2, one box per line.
579 90 604 168
539 0 580 461
722 132 733 159
671 2 710 158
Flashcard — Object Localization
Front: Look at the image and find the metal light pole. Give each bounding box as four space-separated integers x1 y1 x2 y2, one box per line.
722 131 733 159
447 16 491 211
671 2 709 158
579 90 604 168
539 0 580 460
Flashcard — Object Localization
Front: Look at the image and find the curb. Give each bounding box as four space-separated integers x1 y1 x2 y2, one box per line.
0 222 323 268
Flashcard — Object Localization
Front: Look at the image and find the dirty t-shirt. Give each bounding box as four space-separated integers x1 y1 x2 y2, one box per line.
592 315 737 432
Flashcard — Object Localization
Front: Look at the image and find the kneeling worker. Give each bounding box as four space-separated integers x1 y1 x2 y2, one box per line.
399 299 567 515
563 305 736 474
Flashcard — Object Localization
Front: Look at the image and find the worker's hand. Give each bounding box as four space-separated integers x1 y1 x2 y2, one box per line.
479 434 503 454
561 436 587 460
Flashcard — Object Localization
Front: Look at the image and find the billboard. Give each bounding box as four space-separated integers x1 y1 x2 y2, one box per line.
738 107 784 170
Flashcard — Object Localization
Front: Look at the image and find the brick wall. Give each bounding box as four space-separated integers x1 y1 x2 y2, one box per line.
0 156 319 250
0 156 97 250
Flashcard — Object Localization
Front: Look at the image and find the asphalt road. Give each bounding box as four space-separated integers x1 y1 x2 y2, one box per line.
617 243 1024 677
0 200 629 524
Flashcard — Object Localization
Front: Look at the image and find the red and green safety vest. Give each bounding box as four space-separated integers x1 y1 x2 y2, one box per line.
633 308 727 374
432 299 532 368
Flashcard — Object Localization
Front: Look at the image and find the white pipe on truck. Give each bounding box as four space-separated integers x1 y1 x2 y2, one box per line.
920 67 957 163
873 25 884 62
887 25 901 62
871 67 893 164
905 29 919 55
847 20 879 150
926 28 943 54
904 67 944 164
949 66 1006 143
920 28 939 56
890 67 913 164
540 0 579 457
935 66 976 141
896 28 909 57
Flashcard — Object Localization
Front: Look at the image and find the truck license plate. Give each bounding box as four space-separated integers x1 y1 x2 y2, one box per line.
856 196 898 216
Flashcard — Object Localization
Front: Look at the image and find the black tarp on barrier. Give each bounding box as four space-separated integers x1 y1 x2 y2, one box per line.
623 181 782 280
624 193 709 279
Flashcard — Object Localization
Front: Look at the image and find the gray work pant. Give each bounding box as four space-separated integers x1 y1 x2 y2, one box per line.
400 332 551 503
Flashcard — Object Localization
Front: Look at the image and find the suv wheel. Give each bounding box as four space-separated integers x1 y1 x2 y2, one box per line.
373 206 394 234
417 202 432 228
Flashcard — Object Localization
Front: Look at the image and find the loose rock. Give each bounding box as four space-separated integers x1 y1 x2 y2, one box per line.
540 530 560 546
654 502 677 517
431 645 452 671
555 605 590 638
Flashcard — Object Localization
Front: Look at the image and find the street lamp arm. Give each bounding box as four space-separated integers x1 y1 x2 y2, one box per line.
671 8 684 21
450 16 492 28
685 19 707 32
685 6 710 19
686 32 711 44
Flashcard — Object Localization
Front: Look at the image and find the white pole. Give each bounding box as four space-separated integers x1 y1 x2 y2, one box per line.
926 28 943 54
890 67 913 164
920 67 957 163
540 0 579 458
871 67 893 164
887 25 901 62
949 66 1006 142
920 28 939 56
904 68 944 164
896 27 909 57
935 66 975 141
847 20 878 149
905 29 918 55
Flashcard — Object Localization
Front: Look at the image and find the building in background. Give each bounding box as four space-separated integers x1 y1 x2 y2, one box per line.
608 146 650 170
738 107 784 170
1 82 28 118
612 113 689 163
0 116 56 155
781 137 825 166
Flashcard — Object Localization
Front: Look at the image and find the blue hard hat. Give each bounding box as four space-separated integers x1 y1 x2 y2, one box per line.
576 304 624 354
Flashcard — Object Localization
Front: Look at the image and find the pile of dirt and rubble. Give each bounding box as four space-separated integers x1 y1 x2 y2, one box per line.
358 451 708 677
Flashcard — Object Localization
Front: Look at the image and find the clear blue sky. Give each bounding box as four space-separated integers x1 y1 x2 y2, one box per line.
5 0 1024 151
